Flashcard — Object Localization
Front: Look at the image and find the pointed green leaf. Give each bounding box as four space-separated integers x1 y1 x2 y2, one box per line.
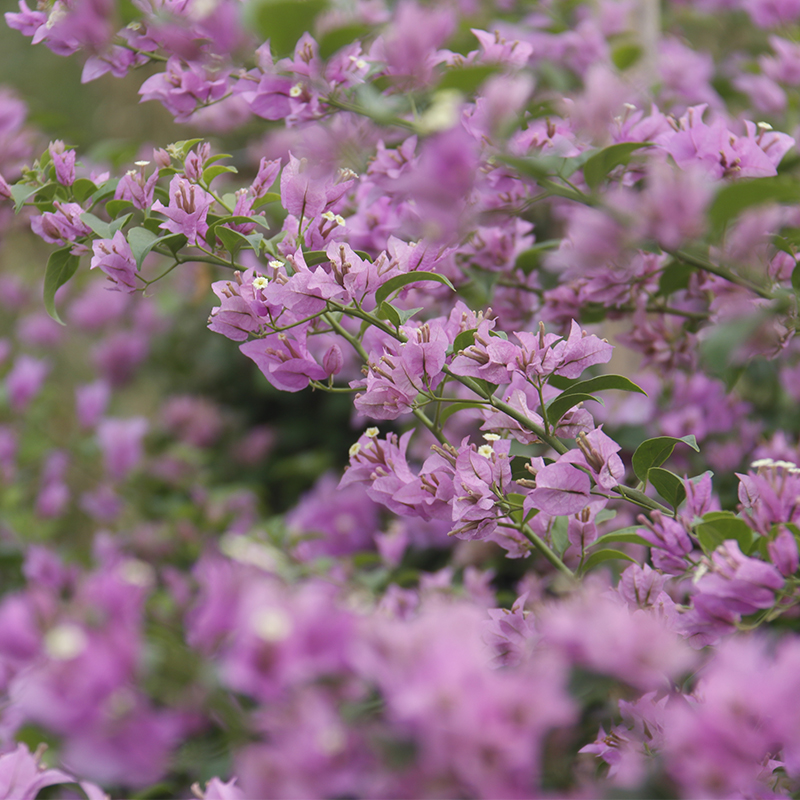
633 435 699 484
438 64 500 93
202 164 238 184
375 271 455 305
591 527 651 548
43 247 80 325
253 192 282 209
695 514 757 555
318 23 371 59
242 0 329 56
10 183 44 212
215 226 250 257
127 227 159 269
581 548 637 573
105 199 132 218
80 212 112 240
451 328 477 353
439 400 488 424
709 176 800 234
559 373 647 398
545 392 600 425
582 142 652 191
648 467 686 510
377 301 402 327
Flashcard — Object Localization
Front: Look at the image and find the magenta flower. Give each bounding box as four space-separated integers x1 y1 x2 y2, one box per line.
151 175 213 246
96 416 149 481
48 139 75 186
6 354 49 412
90 231 138 292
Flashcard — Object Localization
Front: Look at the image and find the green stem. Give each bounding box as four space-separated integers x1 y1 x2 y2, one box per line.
668 249 773 300
613 485 672 515
520 523 575 578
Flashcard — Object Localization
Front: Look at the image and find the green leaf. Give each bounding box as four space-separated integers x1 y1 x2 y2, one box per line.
303 250 330 267
318 23 371 59
591 527 651 548
503 153 588 182
793 262 800 295
253 191 282 209
242 0 329 56
545 392 600 425
105 199 132 218
695 514 757 555
43 247 80 324
438 64 500 93
451 328 477 353
202 164 238 184
10 183 44 212
559 373 647 398
127 227 159 269
80 211 112 240
632 435 699 484
658 261 695 295
709 176 800 234
72 178 98 204
439 400 487 424
648 467 686 510
377 301 401 327
581 548 637 573
514 240 560 275
375 302 421 326
582 142 652 191
375 272 455 305
169 139 205 159
550 516 569 558
611 42 642 70
215 226 251 256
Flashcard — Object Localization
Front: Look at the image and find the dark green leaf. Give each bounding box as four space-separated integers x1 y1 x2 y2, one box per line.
581 548 637 573
658 261 695 295
303 250 330 267
695 514 757 555
545 392 600 425
559 373 647 398
215 226 250 256
583 142 652 191
632 435 699 484
648 467 686 509
127 227 159 269
318 23 371 59
514 240 560 275
611 42 642 70
503 153 587 181
105 199 132 217
377 301 402 327
242 0 329 56
439 400 488 424
438 64 500 93
591 527 651 548
709 176 800 234
253 191 282 209
375 271 455 305
452 328 477 353
43 247 80 324
793 262 800 295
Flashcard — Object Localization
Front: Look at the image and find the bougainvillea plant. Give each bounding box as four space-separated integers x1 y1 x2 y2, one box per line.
4 0 800 797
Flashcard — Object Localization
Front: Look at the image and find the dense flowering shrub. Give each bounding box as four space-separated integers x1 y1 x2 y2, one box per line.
6 0 800 797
